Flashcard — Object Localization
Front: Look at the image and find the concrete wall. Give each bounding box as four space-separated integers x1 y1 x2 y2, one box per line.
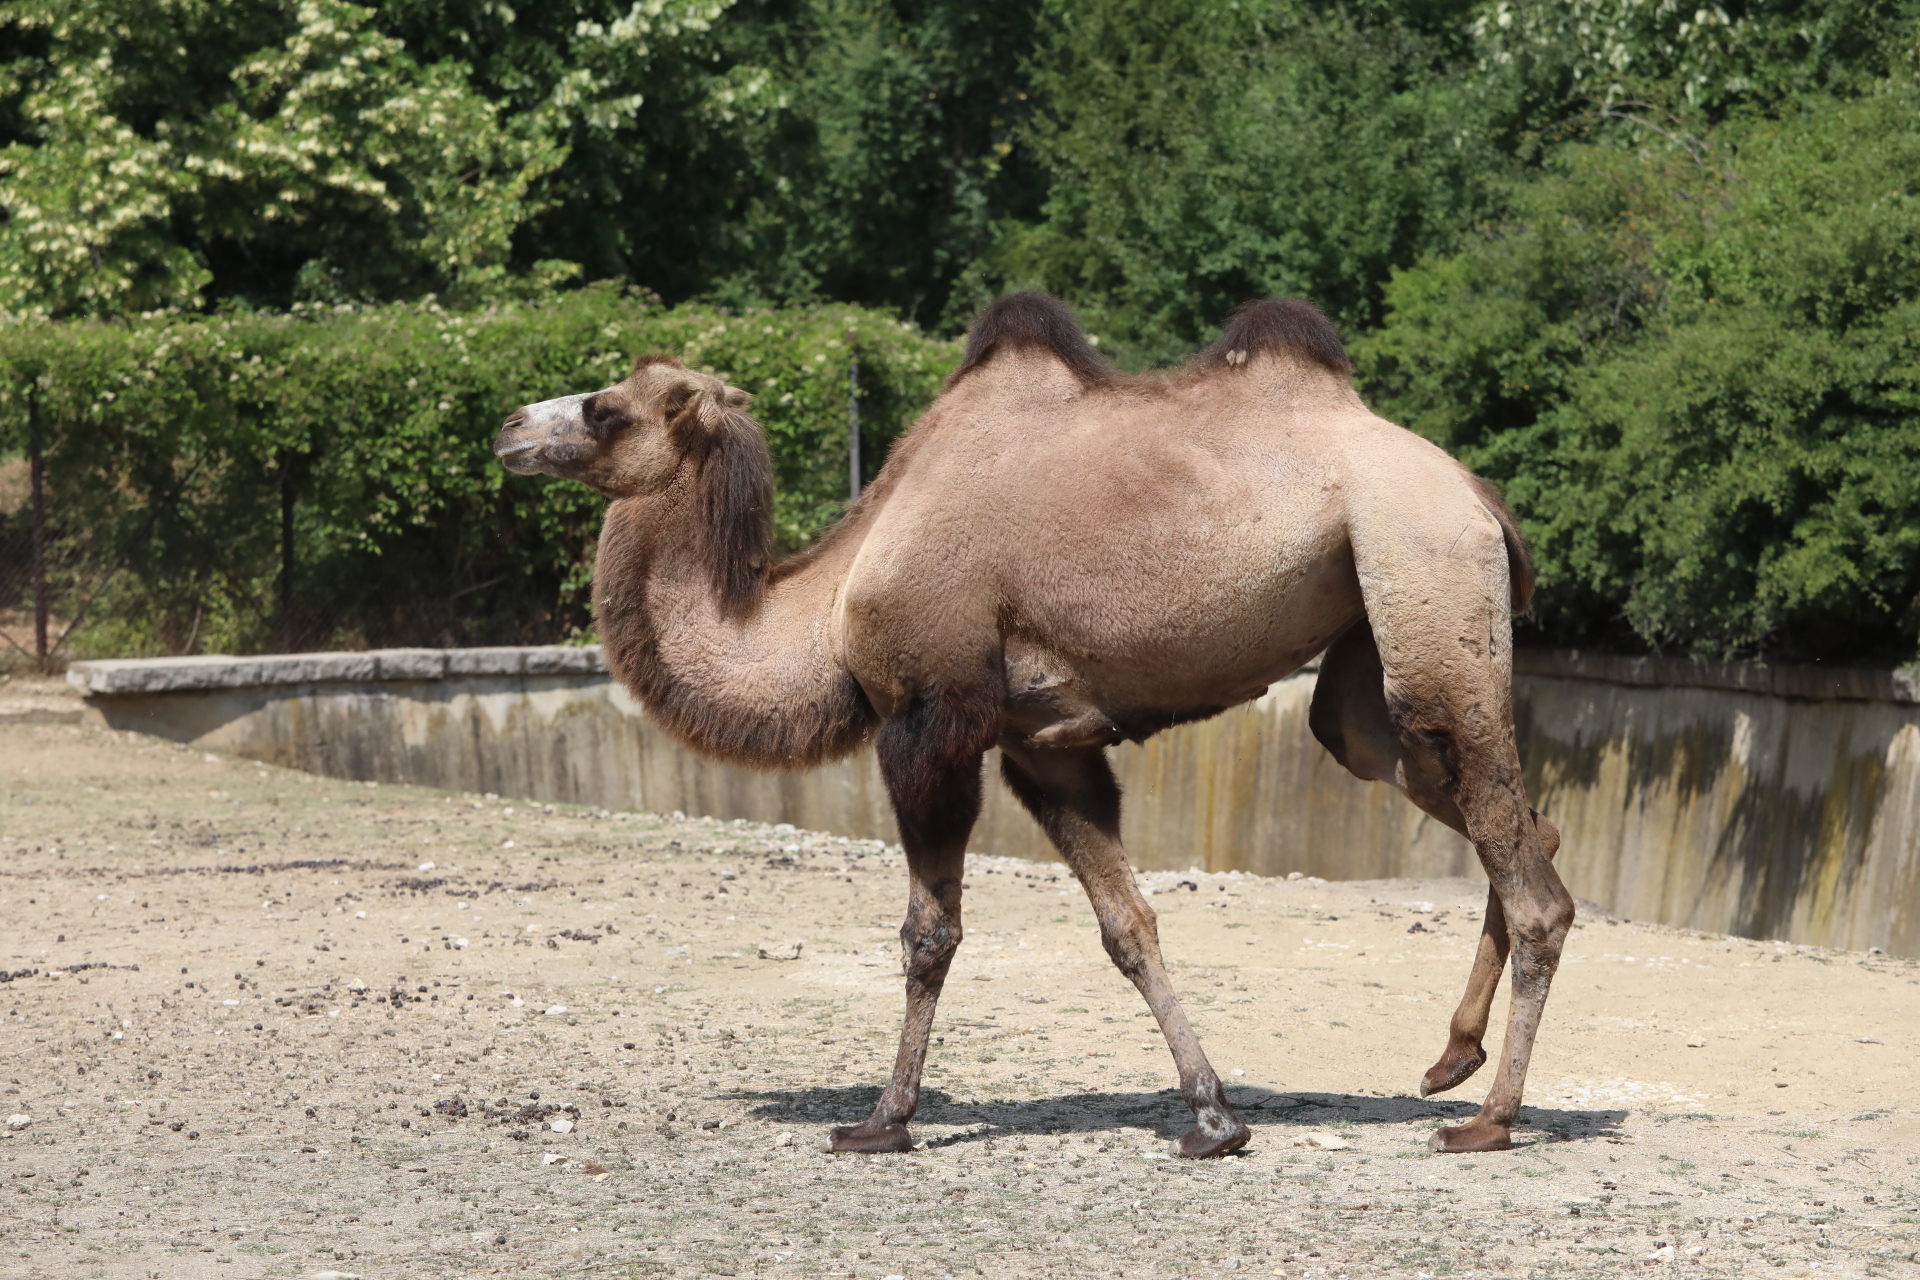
67 646 1920 956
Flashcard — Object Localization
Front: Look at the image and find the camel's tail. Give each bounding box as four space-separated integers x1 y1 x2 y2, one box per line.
1464 472 1536 617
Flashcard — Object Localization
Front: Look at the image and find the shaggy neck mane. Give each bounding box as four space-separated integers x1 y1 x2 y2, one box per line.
593 408 874 769
684 405 773 618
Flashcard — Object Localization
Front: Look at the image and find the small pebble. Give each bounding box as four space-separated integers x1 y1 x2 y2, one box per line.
1294 1131 1351 1150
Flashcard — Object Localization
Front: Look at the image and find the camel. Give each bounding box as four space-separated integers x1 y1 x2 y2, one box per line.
494 292 1573 1156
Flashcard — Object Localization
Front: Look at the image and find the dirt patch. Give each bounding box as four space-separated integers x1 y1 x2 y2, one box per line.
0 722 1917 1278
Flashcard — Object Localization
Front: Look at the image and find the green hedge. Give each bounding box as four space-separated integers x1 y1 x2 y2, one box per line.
0 286 959 659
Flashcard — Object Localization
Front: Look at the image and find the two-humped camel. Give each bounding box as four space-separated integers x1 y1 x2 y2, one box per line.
495 293 1573 1156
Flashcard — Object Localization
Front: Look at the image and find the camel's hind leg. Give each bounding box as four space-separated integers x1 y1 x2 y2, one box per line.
999 743 1249 1158
1423 820 1561 1098
1326 515 1574 1151
1311 622 1563 1100
829 692 987 1155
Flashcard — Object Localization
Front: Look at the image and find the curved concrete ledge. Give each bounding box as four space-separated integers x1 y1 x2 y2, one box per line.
1514 649 1920 705
67 645 605 694
72 645 1920 703
58 644 1920 956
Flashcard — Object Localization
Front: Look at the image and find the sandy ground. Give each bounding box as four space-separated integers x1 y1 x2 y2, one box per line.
0 721 1917 1280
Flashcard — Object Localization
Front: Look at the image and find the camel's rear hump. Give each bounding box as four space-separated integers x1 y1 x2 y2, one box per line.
1194 297 1352 374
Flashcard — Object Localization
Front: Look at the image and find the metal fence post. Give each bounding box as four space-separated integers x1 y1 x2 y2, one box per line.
848 330 861 500
279 455 296 653
28 386 48 672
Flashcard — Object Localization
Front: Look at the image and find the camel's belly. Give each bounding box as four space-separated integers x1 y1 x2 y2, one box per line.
999 532 1364 745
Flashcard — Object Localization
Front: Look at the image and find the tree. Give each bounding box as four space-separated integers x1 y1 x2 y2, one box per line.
0 0 723 316
979 0 1511 364
1360 89 1920 661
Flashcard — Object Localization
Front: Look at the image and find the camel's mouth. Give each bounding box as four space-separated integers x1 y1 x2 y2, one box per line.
493 431 543 474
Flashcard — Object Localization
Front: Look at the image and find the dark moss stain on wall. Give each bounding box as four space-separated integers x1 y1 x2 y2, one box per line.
1514 682 1736 802
1707 729 1886 943
1516 678 1897 945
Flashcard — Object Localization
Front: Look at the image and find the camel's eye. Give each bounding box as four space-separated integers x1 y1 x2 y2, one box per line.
583 394 628 439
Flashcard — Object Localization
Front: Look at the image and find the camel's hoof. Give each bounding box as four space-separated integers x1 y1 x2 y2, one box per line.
1428 1119 1512 1153
1419 1044 1487 1097
1175 1115 1251 1159
828 1122 913 1154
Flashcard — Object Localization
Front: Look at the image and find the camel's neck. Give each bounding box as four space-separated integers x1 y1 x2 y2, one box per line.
594 481 874 768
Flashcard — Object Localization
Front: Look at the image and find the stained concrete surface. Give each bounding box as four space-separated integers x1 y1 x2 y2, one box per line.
69 646 1920 956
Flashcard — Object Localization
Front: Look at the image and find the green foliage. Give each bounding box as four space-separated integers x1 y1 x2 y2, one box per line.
9 0 1920 661
0 0 607 317
982 0 1915 365
0 288 956 656
692 0 1046 328
1360 89 1920 661
0 0 1040 327
1468 0 1913 117
984 0 1513 364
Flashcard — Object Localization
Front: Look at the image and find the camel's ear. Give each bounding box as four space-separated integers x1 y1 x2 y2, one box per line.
658 371 751 441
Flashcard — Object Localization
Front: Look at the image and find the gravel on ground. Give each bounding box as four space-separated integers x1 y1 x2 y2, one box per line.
0 721 1917 1279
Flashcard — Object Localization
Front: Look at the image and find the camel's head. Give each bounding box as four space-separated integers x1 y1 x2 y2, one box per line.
494 356 754 498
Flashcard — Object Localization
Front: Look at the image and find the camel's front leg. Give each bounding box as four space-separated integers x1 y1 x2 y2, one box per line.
829 700 983 1155
1001 744 1249 1158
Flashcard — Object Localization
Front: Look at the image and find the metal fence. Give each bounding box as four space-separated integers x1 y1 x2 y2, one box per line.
0 397 52 672
1 345 869 674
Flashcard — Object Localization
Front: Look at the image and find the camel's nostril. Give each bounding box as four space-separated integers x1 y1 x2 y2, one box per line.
495 411 540 461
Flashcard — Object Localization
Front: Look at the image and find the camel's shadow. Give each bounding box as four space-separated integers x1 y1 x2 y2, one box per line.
725 1084 1627 1149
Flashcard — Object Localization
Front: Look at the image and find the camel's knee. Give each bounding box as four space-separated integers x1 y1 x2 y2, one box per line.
899 901 962 981
1505 883 1574 957
1096 902 1160 979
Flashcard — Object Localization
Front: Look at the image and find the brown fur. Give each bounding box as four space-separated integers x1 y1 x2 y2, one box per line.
682 405 773 619
628 355 774 619
494 290 1570 1161
948 291 1114 390
1193 297 1352 374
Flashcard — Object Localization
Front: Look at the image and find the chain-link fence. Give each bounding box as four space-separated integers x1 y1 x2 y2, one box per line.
0 413 49 671
0 386 604 675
